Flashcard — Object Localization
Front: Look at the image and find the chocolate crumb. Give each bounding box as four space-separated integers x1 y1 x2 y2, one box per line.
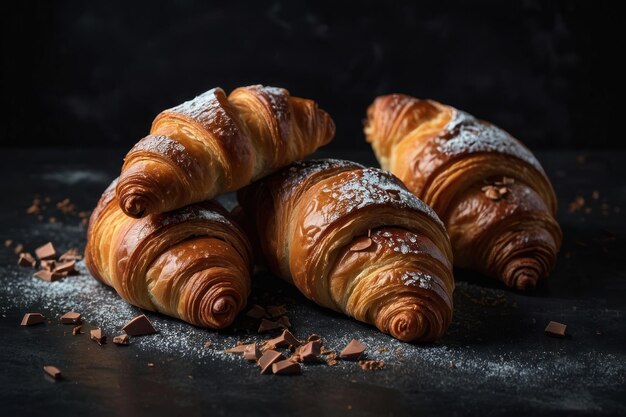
14 243 24 254
43 365 62 380
203 340 212 348
325 352 338 366
545 321 567 338
359 359 385 370
72 325 82 336
122 314 157 336
20 312 45 326
4 239 12 247
147 363 155 367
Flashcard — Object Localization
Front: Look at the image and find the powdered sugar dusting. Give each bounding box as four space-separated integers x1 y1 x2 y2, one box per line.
439 109 544 173
278 159 363 196
167 88 239 139
129 135 193 172
322 167 444 228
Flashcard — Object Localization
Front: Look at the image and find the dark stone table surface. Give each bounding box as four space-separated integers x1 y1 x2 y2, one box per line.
0 148 624 417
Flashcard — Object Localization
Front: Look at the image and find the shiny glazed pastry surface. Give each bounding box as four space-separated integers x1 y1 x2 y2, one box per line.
238 159 454 342
365 95 562 290
117 85 335 218
85 179 252 329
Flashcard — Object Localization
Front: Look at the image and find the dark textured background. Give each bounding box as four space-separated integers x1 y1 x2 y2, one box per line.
1 0 621 150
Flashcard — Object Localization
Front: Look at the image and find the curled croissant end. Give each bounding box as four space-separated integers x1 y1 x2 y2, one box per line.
502 257 545 291
192 284 244 329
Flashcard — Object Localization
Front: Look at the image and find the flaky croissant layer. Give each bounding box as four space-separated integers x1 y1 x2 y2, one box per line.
85 180 253 329
238 159 454 342
117 85 335 218
365 94 562 290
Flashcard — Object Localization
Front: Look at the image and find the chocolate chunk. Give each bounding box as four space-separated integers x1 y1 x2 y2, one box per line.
34 270 64 282
258 318 282 333
55 260 77 275
299 340 321 361
266 329 300 349
72 325 82 336
90 328 106 345
545 321 567 338
307 334 321 342
272 360 302 375
59 248 82 262
277 316 291 328
359 359 385 370
350 236 372 252
122 314 157 336
35 242 56 260
246 304 268 319
43 365 62 380
113 334 130 345
224 343 250 354
340 339 365 360
18 252 36 268
266 305 288 318
243 344 261 361
60 311 81 324
40 260 56 271
325 352 338 366
258 350 285 374
20 312 45 326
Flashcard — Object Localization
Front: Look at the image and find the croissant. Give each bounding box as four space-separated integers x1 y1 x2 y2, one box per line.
237 159 454 342
365 95 562 290
85 179 253 329
116 85 335 218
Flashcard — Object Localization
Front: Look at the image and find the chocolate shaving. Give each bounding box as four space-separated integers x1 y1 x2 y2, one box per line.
18 252 36 268
90 328 106 345
43 365 62 380
258 350 285 374
340 339 365 360
122 314 157 336
20 312 45 326
113 334 130 345
544 321 567 338
35 242 56 260
60 311 81 324
272 360 301 375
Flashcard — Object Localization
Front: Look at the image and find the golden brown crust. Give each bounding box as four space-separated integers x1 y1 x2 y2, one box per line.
365 94 562 290
237 159 454 342
85 180 253 329
116 85 335 218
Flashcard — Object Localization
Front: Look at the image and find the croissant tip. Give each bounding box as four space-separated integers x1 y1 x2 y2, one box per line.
513 271 538 291
122 195 148 218
212 295 235 315
388 310 423 342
